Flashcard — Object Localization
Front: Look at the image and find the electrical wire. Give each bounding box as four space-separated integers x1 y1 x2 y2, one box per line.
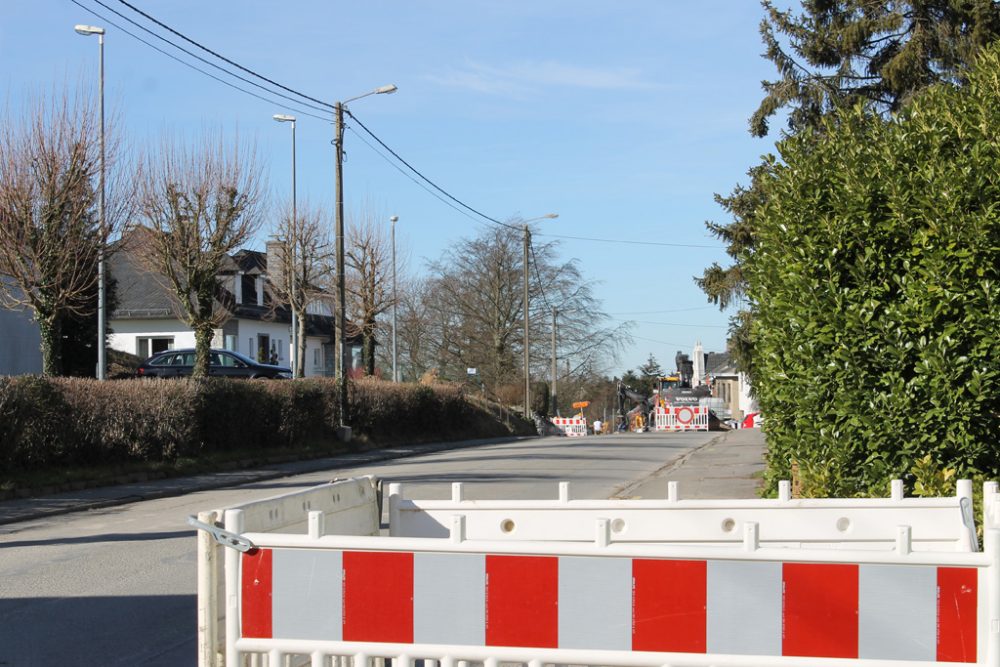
535 232 719 249
344 125 494 231
528 238 553 311
344 109 521 232
112 0 335 110
90 2 726 252
70 0 333 123
88 0 332 115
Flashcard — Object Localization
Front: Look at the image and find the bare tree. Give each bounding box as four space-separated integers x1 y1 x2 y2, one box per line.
344 209 393 376
136 135 265 378
0 87 130 375
424 221 628 398
268 203 333 377
377 275 435 381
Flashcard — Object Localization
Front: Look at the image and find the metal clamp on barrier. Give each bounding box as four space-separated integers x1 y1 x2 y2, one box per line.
187 515 256 553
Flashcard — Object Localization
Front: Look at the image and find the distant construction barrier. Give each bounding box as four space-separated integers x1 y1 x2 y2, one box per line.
654 405 710 431
551 417 588 437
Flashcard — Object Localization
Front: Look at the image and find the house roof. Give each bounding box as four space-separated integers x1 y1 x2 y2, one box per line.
705 351 737 377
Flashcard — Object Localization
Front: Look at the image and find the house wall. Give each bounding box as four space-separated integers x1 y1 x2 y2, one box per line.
0 307 42 375
110 317 335 377
108 318 198 358
738 372 757 418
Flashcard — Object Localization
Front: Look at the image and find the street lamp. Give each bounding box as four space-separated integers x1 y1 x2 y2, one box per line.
390 215 399 382
272 113 298 378
75 24 107 380
522 213 558 418
334 84 397 432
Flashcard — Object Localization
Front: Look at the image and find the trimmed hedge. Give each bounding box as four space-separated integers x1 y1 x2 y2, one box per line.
746 45 1000 497
0 375 532 473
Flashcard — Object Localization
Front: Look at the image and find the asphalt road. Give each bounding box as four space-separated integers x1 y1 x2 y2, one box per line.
0 430 721 666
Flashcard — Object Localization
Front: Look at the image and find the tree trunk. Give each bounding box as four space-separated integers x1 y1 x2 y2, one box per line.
193 324 213 378
295 306 308 378
363 318 376 376
38 313 63 377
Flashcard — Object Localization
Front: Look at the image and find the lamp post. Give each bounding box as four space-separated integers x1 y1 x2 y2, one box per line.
551 306 558 417
75 24 106 380
272 113 298 378
390 215 399 382
334 84 397 430
521 213 558 418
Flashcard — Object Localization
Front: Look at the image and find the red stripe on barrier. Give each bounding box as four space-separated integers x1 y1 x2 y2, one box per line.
486 555 558 648
343 551 414 643
241 548 273 639
937 567 978 663
632 559 706 653
782 563 858 658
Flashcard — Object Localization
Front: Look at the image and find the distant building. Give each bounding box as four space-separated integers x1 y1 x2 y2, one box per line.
0 278 42 375
107 233 362 376
691 341 756 421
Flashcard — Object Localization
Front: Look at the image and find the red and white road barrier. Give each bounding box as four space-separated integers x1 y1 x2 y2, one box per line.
551 417 587 437
193 477 1000 667
654 405 710 431
239 546 979 663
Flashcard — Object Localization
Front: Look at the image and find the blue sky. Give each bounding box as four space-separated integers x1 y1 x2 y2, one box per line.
2 1 784 375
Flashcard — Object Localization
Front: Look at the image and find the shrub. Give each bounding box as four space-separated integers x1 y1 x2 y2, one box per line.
748 45 1000 496
0 375 531 476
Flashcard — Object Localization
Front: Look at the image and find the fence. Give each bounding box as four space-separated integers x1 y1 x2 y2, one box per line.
191 476 381 667
550 417 587 437
653 406 710 431
194 477 1000 667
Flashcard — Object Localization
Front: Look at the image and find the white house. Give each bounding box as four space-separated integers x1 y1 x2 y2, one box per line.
107 239 362 376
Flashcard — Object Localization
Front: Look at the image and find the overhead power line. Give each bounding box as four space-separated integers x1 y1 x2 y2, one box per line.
71 0 332 122
112 0 334 110
83 2 726 252
344 109 520 232
89 0 331 115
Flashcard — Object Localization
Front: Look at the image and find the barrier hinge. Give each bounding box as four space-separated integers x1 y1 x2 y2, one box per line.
187 515 256 553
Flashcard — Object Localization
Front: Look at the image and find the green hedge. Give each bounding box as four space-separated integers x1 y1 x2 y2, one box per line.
747 45 1000 497
0 375 532 472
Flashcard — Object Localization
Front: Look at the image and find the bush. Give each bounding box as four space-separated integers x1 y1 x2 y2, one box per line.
748 45 1000 496
0 375 531 475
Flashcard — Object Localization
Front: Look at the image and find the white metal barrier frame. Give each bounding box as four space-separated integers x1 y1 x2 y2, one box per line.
551 417 588 437
653 405 710 431
225 514 1000 667
389 479 981 552
193 476 381 667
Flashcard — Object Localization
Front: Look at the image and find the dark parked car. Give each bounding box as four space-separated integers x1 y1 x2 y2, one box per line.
136 348 292 379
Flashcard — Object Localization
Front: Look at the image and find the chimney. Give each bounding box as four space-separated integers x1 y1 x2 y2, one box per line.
266 241 286 293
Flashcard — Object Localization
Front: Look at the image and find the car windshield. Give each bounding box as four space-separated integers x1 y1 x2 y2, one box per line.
225 350 258 365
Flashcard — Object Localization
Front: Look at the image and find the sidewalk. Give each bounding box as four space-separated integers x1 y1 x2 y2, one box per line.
617 427 767 500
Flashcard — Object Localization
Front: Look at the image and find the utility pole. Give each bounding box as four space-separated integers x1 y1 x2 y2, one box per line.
390 215 398 382
551 306 558 416
334 101 348 427
523 224 530 419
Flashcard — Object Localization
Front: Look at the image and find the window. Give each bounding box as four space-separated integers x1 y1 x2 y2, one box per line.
137 336 174 360
313 348 321 368
224 335 237 351
241 274 258 305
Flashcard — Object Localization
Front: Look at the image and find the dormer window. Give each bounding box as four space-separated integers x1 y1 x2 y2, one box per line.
241 274 258 305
